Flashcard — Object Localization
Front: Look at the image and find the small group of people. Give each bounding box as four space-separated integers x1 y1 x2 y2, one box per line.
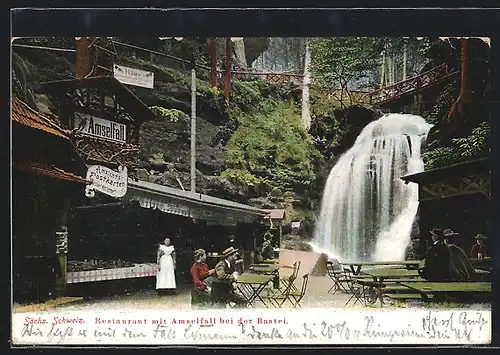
419 228 489 282
190 246 247 308
155 230 276 307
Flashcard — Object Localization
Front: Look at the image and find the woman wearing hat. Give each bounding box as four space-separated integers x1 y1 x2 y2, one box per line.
470 234 488 259
211 247 247 307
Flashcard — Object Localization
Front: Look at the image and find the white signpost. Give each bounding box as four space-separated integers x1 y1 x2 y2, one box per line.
85 165 128 198
74 112 127 143
113 64 154 89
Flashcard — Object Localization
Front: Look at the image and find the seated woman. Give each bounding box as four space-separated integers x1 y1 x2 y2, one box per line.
190 249 215 308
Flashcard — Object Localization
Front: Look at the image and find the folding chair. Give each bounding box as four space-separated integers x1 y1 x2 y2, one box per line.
264 274 296 308
326 260 350 294
287 273 309 308
343 268 367 306
280 261 301 292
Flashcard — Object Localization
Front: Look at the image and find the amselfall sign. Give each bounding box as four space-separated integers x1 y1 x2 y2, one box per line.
74 112 127 143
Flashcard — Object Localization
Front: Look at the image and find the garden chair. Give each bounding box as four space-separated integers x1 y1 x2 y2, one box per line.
326 260 350 294
286 273 310 308
264 274 296 308
280 260 301 292
343 268 367 306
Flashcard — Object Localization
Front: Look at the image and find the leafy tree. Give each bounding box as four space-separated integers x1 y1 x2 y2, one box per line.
311 37 385 92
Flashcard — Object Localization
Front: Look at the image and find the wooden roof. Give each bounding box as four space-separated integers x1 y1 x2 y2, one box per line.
264 209 286 220
127 179 268 217
12 96 88 177
12 97 69 140
41 76 155 123
13 162 90 184
401 157 490 185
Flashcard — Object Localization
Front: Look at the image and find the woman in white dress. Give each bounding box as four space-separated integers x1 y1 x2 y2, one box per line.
156 237 176 295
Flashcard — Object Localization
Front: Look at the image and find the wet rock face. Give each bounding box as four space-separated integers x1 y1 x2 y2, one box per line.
138 113 249 201
405 208 422 260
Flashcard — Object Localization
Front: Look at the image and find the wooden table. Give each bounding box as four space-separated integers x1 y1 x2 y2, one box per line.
471 257 491 271
358 268 421 305
263 259 279 264
400 282 492 301
342 260 421 275
235 274 274 307
362 267 420 282
250 265 280 274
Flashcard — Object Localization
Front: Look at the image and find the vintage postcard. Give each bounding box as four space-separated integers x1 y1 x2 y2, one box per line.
10 10 492 346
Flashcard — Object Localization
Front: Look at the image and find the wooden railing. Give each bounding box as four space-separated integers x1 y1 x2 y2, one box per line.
368 64 459 106
232 64 458 107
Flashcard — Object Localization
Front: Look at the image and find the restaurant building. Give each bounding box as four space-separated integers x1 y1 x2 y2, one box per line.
401 157 491 257
34 37 270 293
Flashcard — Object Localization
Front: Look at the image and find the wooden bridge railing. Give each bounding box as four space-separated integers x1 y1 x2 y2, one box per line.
232 64 458 108
368 63 459 106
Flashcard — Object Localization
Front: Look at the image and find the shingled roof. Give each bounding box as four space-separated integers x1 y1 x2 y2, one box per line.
12 97 69 139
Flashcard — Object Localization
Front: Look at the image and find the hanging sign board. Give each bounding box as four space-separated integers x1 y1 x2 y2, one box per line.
85 165 128 198
113 64 154 89
74 112 127 143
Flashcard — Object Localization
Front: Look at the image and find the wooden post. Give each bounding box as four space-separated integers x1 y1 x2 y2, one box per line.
209 38 217 88
224 37 232 100
75 37 95 79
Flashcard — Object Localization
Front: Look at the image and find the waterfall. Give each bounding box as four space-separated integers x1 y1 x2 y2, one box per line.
312 113 432 262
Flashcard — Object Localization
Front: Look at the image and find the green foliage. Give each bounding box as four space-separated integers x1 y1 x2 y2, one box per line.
452 122 490 158
311 37 384 91
426 80 459 124
150 106 188 122
220 168 267 187
423 122 490 169
229 80 262 112
222 101 319 192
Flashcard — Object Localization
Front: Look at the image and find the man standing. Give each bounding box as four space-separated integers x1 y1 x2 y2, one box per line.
212 247 247 307
261 231 275 260
470 234 488 259
443 229 476 281
419 228 451 282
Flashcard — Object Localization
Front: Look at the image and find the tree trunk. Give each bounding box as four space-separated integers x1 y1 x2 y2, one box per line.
284 38 289 71
296 38 302 71
447 38 469 121
380 51 386 88
224 37 232 101
391 54 396 84
403 41 407 81
301 39 312 130
209 38 217 87
386 52 392 86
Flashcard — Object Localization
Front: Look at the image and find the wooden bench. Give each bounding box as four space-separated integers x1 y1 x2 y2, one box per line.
400 282 491 301
386 294 434 300
382 285 414 293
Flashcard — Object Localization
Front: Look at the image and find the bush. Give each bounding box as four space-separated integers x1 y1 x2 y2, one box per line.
222 101 319 193
423 122 490 169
